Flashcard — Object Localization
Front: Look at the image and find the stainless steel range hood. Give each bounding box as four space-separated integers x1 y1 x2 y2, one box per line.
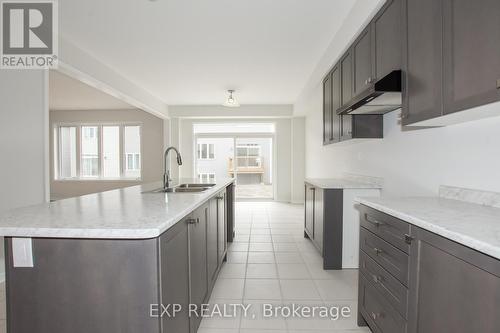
337 70 402 115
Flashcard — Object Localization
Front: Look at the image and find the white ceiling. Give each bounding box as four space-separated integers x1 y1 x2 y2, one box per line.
59 0 355 105
49 70 133 110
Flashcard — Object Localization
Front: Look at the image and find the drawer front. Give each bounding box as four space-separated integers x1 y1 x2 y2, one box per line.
360 228 409 286
359 274 407 333
359 250 408 318
360 205 410 253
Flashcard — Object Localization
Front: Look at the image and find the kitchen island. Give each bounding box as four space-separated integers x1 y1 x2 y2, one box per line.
0 178 235 333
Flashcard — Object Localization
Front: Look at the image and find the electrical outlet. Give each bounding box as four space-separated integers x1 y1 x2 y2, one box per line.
12 238 34 268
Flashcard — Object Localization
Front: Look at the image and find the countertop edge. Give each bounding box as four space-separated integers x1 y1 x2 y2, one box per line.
1 178 235 240
356 198 500 260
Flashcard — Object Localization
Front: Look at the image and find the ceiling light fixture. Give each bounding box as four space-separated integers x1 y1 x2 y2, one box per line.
223 90 240 107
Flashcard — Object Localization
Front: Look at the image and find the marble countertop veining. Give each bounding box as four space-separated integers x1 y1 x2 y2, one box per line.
305 175 383 190
0 178 234 239
356 196 500 260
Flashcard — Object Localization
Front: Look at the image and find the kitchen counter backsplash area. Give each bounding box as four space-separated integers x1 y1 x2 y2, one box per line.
439 185 500 208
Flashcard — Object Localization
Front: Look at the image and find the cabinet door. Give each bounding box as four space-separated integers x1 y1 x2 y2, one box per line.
353 26 374 96
408 227 500 333
402 0 443 125
331 65 342 142
443 0 500 114
313 187 324 253
161 219 190 333
340 50 353 106
304 184 315 238
340 114 352 141
373 0 402 79
207 198 218 287
217 191 227 264
323 73 333 144
189 205 208 332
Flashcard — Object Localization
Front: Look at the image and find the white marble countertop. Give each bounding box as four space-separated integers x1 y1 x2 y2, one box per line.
0 178 234 239
305 176 383 189
357 196 500 260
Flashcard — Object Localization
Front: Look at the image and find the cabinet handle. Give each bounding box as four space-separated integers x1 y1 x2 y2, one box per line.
371 312 383 320
404 234 414 245
365 214 384 227
216 196 224 200
186 218 197 224
373 248 383 255
372 274 383 284
497 79 500 89
309 187 315 191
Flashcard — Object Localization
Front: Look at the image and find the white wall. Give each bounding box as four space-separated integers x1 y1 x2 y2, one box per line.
300 80 500 196
0 70 49 281
291 117 306 203
50 109 165 199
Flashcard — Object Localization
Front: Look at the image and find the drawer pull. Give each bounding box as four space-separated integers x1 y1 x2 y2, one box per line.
365 214 384 227
187 218 197 224
372 274 383 284
373 248 383 255
404 234 414 244
371 312 384 320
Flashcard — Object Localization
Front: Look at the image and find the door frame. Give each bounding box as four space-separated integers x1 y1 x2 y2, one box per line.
194 132 277 200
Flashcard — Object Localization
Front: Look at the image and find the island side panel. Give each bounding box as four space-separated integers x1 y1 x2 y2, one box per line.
5 237 161 333
226 183 235 242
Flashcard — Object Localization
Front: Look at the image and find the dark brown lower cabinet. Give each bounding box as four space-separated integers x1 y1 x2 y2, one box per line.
358 205 500 333
304 182 343 269
407 227 500 333
5 187 232 333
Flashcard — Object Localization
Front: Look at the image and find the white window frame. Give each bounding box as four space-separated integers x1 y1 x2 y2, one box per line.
198 172 216 181
53 123 142 181
197 143 215 160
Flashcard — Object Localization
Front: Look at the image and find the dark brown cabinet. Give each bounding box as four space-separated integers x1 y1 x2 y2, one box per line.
323 73 333 144
402 0 500 125
304 182 343 269
340 50 353 106
331 65 342 141
189 204 209 332
442 0 500 115
161 217 191 333
358 204 500 333
373 0 402 80
401 0 443 125
353 26 374 96
407 227 500 333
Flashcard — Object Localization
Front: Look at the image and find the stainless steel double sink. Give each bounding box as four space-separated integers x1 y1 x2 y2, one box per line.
147 183 216 193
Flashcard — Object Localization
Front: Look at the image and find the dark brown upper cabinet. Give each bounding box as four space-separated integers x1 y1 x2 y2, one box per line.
402 0 500 126
442 0 500 115
331 65 342 142
401 0 443 125
323 72 333 145
352 26 374 97
372 0 402 80
340 50 353 107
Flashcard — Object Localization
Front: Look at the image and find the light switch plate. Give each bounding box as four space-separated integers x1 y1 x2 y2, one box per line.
12 238 34 268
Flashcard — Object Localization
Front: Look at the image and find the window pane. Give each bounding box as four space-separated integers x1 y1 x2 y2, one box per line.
81 126 99 177
124 126 141 178
59 127 77 178
103 126 120 178
202 144 208 159
208 144 215 159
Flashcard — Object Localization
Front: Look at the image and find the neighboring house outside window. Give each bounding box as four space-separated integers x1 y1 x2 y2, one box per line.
198 173 216 182
54 124 141 180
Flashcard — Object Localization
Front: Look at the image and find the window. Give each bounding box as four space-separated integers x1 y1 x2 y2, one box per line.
197 143 215 160
198 173 215 181
54 124 141 180
236 144 262 168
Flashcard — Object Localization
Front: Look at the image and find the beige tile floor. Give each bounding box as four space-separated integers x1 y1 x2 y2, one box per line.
199 201 372 333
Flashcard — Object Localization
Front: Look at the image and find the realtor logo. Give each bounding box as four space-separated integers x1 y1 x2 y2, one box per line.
1 0 58 69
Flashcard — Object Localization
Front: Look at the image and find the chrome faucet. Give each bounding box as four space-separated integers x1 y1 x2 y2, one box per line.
163 147 183 189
